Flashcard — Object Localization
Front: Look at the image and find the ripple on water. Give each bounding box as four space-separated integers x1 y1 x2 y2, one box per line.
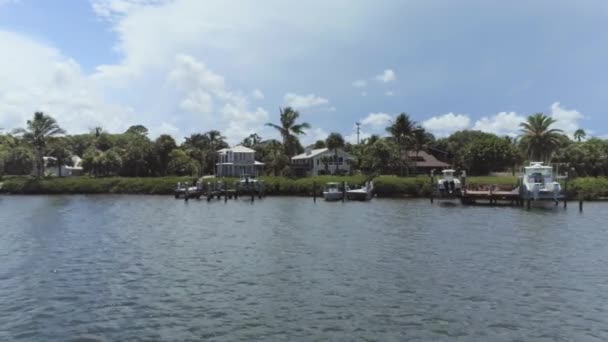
1 197 608 340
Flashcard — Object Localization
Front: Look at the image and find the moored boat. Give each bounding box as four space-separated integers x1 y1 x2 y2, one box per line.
346 181 373 201
323 182 344 201
520 162 564 203
437 169 462 198
174 182 202 199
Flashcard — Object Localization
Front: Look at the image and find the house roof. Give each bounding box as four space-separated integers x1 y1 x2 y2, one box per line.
292 148 329 160
217 145 255 153
407 151 450 168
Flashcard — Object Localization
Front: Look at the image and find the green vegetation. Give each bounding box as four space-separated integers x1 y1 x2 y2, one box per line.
2 175 607 199
2 110 608 200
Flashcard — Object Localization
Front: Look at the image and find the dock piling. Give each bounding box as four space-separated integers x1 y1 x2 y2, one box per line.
313 182 316 202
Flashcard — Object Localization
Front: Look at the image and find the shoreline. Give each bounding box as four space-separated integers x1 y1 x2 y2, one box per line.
1 175 607 200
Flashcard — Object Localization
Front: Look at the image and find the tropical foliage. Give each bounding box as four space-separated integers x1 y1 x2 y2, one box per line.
3 110 608 181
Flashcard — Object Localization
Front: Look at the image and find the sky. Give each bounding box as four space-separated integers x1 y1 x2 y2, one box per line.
1 0 607 145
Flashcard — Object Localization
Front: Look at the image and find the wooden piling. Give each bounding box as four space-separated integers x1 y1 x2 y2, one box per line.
313 182 316 202
579 200 583 212
342 181 346 202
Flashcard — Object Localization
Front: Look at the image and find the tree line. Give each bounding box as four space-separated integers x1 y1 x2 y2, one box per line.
1 109 606 178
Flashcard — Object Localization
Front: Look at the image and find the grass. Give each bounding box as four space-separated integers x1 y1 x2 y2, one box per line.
1 174 607 200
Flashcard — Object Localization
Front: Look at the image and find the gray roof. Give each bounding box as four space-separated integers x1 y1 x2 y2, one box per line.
217 145 256 153
291 148 329 160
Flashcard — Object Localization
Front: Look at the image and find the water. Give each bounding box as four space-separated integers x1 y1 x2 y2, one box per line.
1 196 608 341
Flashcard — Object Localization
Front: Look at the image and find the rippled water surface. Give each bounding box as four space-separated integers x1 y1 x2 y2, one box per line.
2 196 608 341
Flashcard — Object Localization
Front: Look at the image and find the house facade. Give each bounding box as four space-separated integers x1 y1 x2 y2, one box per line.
216 145 264 177
291 148 353 177
32 156 84 177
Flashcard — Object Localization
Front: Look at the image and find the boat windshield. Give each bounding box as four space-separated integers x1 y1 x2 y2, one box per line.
525 168 553 183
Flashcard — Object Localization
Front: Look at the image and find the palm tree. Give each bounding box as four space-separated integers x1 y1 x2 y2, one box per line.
574 129 586 142
411 127 432 174
519 113 563 163
14 112 66 177
386 113 416 176
265 107 310 157
47 139 72 177
325 132 345 175
320 156 331 175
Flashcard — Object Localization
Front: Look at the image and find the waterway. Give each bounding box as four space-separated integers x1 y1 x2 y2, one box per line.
1 196 607 341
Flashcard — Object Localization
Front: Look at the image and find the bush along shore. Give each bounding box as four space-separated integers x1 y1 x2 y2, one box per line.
1 175 608 200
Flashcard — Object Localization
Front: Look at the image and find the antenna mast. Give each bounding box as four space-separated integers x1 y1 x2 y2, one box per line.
355 122 361 144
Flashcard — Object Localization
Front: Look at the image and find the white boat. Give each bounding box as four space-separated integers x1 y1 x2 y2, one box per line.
174 182 202 199
238 174 258 185
346 181 374 201
521 162 563 202
323 182 344 201
437 169 462 197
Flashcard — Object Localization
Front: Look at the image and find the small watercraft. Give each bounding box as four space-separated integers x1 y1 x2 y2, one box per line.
323 182 344 201
346 181 373 201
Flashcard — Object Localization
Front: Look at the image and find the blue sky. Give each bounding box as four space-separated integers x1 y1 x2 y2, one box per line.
1 0 607 144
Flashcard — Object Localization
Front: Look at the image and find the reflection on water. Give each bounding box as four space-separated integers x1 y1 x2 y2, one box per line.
1 195 608 341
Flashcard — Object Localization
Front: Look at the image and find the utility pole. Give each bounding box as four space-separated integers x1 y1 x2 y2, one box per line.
356 122 361 144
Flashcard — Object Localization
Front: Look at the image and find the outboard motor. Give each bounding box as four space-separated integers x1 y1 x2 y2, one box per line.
449 180 455 193
443 181 449 194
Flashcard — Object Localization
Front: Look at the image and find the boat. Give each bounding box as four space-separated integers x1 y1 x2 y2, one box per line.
346 181 374 201
520 162 563 203
174 182 202 199
437 169 462 198
323 182 344 201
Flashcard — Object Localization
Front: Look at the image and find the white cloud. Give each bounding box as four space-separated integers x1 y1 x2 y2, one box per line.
472 112 525 136
148 121 181 140
0 30 134 135
352 79 366 88
423 112 471 137
375 69 396 83
251 89 264 100
549 102 583 135
385 91 395 96
302 127 329 146
360 112 392 128
283 93 329 109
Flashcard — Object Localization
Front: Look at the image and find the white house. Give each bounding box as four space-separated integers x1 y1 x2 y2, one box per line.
216 145 264 177
291 148 354 177
33 156 84 177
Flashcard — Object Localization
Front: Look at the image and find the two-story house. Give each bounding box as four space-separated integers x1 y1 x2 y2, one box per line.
291 148 353 177
216 145 264 177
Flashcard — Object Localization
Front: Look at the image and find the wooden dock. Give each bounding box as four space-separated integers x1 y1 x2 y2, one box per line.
461 188 522 205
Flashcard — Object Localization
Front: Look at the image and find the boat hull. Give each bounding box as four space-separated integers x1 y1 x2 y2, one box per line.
346 191 372 201
323 192 344 201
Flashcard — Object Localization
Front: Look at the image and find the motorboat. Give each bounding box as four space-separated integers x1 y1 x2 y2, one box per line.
237 174 263 194
174 181 202 199
520 162 563 202
323 182 344 201
437 169 462 197
346 181 374 201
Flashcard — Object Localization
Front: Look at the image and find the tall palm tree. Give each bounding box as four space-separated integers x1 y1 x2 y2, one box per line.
265 107 310 157
14 112 66 178
386 113 416 176
574 129 586 142
519 113 563 163
325 132 345 175
48 138 72 177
